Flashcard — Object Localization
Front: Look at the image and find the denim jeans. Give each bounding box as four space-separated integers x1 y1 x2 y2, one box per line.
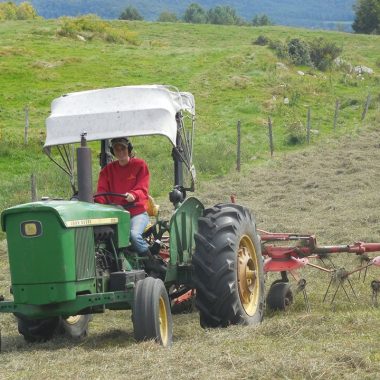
130 212 149 255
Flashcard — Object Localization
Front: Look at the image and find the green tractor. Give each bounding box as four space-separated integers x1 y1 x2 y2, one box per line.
0 85 265 347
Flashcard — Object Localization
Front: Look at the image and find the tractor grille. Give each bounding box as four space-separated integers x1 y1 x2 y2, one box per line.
75 227 96 280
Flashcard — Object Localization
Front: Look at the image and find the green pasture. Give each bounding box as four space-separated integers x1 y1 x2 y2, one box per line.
0 18 379 214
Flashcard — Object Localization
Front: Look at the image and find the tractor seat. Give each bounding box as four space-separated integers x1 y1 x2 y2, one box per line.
146 195 160 217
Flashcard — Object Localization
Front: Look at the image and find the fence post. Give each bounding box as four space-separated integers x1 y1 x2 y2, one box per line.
236 120 241 171
31 173 37 201
24 106 29 145
306 107 311 144
333 100 340 130
268 117 274 157
361 94 371 121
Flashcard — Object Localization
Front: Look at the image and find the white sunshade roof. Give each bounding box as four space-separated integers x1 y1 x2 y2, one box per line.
44 85 195 148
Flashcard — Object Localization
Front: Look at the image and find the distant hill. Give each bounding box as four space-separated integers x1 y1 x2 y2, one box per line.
10 0 356 30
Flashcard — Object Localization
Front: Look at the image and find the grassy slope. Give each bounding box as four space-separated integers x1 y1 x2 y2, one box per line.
0 19 379 212
0 20 379 378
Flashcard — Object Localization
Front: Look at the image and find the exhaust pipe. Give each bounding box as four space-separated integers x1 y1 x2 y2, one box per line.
77 133 93 203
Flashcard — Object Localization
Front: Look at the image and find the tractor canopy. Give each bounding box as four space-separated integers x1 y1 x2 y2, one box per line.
43 85 197 196
44 85 195 148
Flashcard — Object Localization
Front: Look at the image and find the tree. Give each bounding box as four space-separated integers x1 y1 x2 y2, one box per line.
0 1 38 20
16 2 38 20
183 3 207 24
252 14 273 26
157 11 177 23
206 6 244 25
352 0 380 34
119 5 143 21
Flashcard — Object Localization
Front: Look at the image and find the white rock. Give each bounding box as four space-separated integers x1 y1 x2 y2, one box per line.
283 97 289 104
354 65 373 75
77 35 86 42
276 62 288 70
297 70 305 76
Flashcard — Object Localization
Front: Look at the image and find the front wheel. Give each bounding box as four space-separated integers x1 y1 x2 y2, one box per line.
60 314 92 339
193 203 265 328
17 316 60 342
132 277 173 347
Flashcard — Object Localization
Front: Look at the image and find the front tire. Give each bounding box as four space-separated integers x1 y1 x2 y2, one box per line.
60 314 92 339
193 203 265 328
17 316 60 343
133 277 173 347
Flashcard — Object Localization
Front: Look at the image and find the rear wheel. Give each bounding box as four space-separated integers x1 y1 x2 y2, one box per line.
193 203 265 328
60 314 92 339
132 277 173 347
17 316 60 343
266 282 293 311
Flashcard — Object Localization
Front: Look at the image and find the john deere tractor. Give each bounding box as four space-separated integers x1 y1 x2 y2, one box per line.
0 85 265 347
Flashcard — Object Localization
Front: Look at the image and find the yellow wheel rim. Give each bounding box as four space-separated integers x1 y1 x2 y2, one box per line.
158 296 169 346
237 235 260 315
65 315 81 325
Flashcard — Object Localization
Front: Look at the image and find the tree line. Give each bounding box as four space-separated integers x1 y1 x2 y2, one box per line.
120 3 273 26
1 1 379 35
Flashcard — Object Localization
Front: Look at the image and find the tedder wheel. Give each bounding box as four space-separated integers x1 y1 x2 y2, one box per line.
17 316 60 343
266 282 293 311
193 203 265 328
59 314 92 339
132 277 173 347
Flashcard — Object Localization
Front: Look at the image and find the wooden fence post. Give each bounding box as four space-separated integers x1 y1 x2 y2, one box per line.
31 173 37 201
268 117 274 157
24 106 29 145
236 120 241 171
361 94 371 121
306 107 311 144
333 100 340 130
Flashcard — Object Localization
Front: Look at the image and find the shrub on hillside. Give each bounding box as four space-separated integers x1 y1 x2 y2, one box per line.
253 35 269 46
285 120 306 145
57 15 138 45
309 38 342 71
269 39 289 59
287 38 312 66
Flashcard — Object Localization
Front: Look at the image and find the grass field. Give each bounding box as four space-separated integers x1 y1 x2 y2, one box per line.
0 18 379 379
1 127 380 379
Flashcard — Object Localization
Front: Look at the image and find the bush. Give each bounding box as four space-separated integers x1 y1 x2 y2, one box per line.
253 35 269 46
285 120 306 145
309 38 342 71
57 15 138 45
269 39 289 59
287 39 312 66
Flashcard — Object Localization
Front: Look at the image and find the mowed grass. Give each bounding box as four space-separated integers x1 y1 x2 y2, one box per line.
0 243 379 379
1 128 380 379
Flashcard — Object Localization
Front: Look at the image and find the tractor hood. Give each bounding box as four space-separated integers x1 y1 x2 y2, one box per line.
44 85 195 149
1 200 129 231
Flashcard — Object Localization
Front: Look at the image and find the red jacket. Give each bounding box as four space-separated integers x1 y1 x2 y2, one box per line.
96 157 150 216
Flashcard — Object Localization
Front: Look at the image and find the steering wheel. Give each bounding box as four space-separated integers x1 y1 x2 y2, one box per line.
93 192 135 208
